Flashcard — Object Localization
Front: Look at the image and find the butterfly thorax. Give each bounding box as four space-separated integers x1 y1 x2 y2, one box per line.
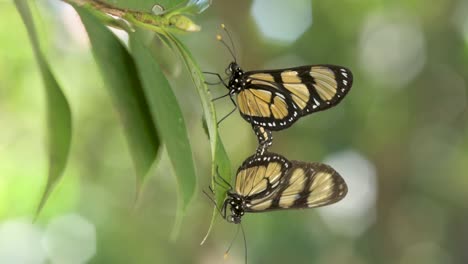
227 62 246 94
222 192 245 224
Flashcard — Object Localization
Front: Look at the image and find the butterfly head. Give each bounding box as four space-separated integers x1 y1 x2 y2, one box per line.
223 193 245 224
226 62 244 92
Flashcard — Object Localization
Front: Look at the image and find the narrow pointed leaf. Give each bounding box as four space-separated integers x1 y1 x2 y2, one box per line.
129 29 197 238
77 8 160 199
163 33 231 243
14 0 73 219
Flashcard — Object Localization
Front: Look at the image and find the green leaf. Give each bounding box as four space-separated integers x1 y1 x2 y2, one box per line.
14 0 73 219
162 33 231 243
76 8 160 199
129 29 197 238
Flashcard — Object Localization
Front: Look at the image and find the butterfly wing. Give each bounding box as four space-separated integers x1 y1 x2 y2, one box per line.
236 81 298 130
245 159 347 212
234 153 291 201
236 65 353 130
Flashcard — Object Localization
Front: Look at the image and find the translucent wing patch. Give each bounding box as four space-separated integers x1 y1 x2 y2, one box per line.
237 89 273 118
305 165 347 207
310 66 339 101
280 70 302 83
302 65 352 113
282 83 310 110
248 73 275 83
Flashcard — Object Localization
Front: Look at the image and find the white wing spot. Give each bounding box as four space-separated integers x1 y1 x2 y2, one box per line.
276 93 286 99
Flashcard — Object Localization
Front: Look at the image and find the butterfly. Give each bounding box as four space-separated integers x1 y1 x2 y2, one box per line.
224 62 353 130
212 152 348 224
207 26 353 154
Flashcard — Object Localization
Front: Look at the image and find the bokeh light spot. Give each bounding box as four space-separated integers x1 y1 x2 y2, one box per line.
251 0 312 43
359 12 426 88
0 219 46 264
42 214 96 264
318 150 378 237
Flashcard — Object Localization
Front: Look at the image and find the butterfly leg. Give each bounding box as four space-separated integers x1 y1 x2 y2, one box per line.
202 188 225 216
204 167 232 218
214 166 232 190
203 72 229 87
253 125 273 155
212 93 230 102
217 93 238 126
221 198 229 219
205 80 222 85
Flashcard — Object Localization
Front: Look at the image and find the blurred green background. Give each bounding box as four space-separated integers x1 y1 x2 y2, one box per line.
1 0 468 263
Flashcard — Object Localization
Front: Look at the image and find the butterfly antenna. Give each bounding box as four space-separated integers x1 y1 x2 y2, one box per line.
217 34 236 63
221 24 237 62
224 224 241 260
241 223 248 264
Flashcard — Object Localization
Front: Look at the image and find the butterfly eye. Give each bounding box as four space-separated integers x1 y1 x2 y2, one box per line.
227 62 238 74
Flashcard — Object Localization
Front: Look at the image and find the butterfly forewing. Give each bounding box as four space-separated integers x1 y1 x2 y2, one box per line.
245 159 347 212
236 64 352 130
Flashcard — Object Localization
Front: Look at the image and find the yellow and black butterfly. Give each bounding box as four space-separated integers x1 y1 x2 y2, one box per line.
208 26 354 130
222 63 353 130
205 152 347 262
213 152 348 224
207 26 353 153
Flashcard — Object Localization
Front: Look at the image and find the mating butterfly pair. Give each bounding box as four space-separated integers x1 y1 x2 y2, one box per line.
204 25 353 263
206 25 353 215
